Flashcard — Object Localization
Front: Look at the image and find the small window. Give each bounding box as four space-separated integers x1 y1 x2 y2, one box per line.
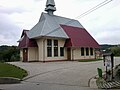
90 48 93 55
60 47 64 56
54 40 58 46
47 39 52 46
47 47 52 57
54 47 58 57
86 48 89 56
81 47 84 56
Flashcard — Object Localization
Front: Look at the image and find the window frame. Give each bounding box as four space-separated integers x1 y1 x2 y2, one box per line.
47 47 52 57
81 47 84 56
60 47 64 57
90 48 93 56
54 47 58 57
86 48 89 56
54 40 58 46
47 39 52 46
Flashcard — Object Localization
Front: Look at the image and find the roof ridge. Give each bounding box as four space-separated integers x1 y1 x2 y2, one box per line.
61 24 84 29
40 15 47 36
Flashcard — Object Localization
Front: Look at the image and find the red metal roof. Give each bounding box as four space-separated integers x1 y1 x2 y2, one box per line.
18 30 38 48
61 25 99 48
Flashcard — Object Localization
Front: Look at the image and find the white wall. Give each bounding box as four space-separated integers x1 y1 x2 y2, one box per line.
28 47 38 61
20 49 23 61
36 37 67 61
72 48 95 60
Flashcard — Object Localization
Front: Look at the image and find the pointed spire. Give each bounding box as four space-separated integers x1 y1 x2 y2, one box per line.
45 0 56 15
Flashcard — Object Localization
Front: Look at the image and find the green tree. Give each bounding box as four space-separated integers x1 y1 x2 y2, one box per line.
0 45 20 62
110 47 120 56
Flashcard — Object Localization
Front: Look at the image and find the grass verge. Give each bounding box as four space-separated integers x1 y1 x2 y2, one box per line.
0 62 28 79
79 59 102 62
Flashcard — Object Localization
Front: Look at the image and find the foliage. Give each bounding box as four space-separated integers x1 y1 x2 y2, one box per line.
0 62 27 79
110 47 120 56
100 44 120 56
0 45 20 62
100 44 117 51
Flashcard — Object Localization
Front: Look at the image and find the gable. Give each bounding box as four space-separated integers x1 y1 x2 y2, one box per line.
18 30 38 48
61 25 99 48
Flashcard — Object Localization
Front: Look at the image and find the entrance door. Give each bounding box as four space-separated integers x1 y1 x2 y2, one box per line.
67 48 71 60
23 48 28 62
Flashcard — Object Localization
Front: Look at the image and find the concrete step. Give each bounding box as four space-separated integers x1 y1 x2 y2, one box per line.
98 81 120 89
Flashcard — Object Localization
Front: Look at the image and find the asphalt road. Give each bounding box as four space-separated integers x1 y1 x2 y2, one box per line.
0 57 120 90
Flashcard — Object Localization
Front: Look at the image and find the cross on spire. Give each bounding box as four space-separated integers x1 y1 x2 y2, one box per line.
45 0 56 15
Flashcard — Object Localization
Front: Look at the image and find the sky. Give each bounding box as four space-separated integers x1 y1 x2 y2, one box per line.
0 0 120 46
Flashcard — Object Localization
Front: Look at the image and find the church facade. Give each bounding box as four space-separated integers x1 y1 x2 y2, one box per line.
18 0 99 62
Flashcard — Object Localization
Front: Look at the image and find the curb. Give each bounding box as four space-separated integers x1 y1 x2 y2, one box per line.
0 77 21 84
88 75 98 88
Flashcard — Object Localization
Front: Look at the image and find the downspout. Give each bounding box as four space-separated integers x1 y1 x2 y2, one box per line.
43 38 46 63
72 48 75 61
25 34 28 61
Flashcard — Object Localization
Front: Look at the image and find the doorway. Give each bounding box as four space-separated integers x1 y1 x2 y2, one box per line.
23 48 28 62
67 48 71 60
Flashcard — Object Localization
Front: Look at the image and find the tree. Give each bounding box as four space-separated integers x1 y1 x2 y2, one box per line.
0 45 20 62
110 47 120 56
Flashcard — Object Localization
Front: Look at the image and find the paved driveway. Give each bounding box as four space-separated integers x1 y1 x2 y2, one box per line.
0 57 120 90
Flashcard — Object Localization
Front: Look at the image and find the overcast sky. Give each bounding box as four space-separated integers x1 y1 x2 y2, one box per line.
0 0 120 46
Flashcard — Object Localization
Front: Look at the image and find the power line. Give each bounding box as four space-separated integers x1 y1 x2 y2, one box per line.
76 0 113 19
44 0 113 36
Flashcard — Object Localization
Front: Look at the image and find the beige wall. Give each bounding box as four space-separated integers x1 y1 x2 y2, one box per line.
36 37 96 61
36 38 44 61
20 37 97 62
36 37 67 61
20 49 23 61
45 38 67 61
28 47 38 61
72 48 95 60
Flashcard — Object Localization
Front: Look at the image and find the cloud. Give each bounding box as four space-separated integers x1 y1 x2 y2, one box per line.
0 0 45 46
0 14 22 45
0 6 28 14
79 0 120 44
0 0 120 45
96 29 120 44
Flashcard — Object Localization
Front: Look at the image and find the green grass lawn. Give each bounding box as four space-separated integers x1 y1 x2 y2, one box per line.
79 59 103 62
0 62 28 79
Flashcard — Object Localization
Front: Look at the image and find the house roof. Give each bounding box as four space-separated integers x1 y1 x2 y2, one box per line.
18 30 38 48
61 25 99 48
19 13 99 48
18 0 100 49
27 12 84 39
